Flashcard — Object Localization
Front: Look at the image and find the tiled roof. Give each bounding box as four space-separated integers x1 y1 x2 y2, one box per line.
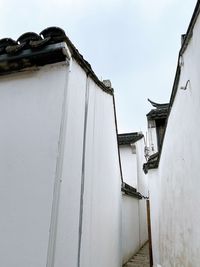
143 152 159 174
0 27 113 94
147 107 169 120
121 182 142 199
146 99 169 120
118 132 143 145
145 0 200 171
148 98 169 109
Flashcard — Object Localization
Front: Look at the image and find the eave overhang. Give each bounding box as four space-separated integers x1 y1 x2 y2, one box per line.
0 27 113 95
0 42 69 76
118 132 143 146
144 1 200 174
147 108 169 120
143 152 159 174
121 182 142 199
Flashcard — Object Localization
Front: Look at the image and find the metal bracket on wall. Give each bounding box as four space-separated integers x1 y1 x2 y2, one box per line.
180 79 190 90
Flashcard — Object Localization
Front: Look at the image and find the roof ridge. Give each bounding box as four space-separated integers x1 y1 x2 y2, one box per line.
0 26 113 95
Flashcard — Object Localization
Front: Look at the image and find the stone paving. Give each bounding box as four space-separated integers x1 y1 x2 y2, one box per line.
123 242 150 267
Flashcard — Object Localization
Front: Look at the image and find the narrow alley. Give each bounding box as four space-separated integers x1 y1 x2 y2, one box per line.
123 242 150 267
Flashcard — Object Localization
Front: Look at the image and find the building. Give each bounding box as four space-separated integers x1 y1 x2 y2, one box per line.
144 100 169 174
146 99 169 156
0 27 122 267
144 1 200 266
118 132 149 264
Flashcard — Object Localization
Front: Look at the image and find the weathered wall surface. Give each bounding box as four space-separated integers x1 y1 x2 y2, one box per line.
122 194 140 264
149 13 200 267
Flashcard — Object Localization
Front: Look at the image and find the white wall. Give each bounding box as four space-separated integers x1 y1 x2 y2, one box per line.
0 64 68 267
54 60 86 267
0 55 122 267
136 139 148 247
148 169 160 265
50 60 122 267
122 194 140 264
120 138 148 264
80 77 122 267
120 145 138 188
148 12 200 267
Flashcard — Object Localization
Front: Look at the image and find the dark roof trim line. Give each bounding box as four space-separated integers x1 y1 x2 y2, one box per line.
146 108 169 120
0 27 113 95
113 95 124 183
146 99 169 120
169 0 200 109
118 132 144 145
143 152 159 174
0 42 69 76
64 34 113 95
180 0 200 56
148 98 169 109
121 182 142 199
144 1 200 173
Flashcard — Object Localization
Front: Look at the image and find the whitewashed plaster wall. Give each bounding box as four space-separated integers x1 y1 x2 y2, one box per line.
46 60 122 267
80 76 122 267
148 169 160 265
119 145 138 188
0 64 68 267
148 13 200 267
0 56 122 267
121 138 148 264
136 139 148 247
54 60 86 267
122 194 140 264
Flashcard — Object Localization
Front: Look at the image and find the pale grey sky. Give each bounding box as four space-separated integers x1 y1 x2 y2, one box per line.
0 0 197 133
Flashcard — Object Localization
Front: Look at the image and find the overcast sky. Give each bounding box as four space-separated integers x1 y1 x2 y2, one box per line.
0 0 197 133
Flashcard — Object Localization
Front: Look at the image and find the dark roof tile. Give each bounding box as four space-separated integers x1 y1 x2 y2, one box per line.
148 98 169 109
118 132 143 145
40 27 66 38
143 152 159 174
0 38 17 54
17 32 41 44
147 107 168 120
121 182 142 199
147 99 169 120
0 26 113 95
6 43 26 54
29 37 51 49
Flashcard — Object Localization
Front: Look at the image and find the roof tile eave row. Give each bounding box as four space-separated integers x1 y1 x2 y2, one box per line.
118 132 144 145
0 26 113 95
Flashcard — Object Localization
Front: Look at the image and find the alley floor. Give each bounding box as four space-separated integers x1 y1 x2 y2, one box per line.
123 242 150 267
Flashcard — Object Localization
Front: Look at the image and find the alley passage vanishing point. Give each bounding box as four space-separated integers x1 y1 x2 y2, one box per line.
123 242 150 267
